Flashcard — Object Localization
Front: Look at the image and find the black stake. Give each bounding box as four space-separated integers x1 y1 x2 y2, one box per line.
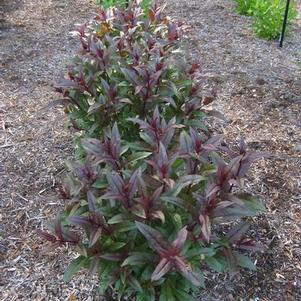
279 0 291 47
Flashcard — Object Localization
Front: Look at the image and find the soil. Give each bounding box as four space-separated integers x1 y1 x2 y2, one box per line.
0 0 300 300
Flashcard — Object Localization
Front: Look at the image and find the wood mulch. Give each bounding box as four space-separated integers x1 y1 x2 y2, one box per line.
1 0 300 300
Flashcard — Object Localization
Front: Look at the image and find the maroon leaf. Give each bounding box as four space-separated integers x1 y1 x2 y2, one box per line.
100 253 123 261
128 169 140 199
36 229 57 243
89 227 102 247
135 222 169 256
87 191 97 212
199 214 211 243
69 215 92 227
174 256 202 286
171 227 188 250
151 258 172 281
226 222 250 243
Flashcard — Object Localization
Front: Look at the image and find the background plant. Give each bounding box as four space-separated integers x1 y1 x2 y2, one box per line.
252 0 297 39
41 2 267 300
234 0 298 39
96 0 151 11
235 0 256 15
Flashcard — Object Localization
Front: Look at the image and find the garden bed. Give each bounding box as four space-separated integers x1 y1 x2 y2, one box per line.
1 0 300 300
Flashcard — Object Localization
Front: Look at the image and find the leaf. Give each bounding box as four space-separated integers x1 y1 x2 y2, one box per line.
108 213 129 224
205 109 228 122
68 215 91 227
36 229 57 243
55 78 81 90
235 252 257 271
160 196 188 211
128 151 152 163
239 194 265 214
88 256 100 276
92 178 107 189
121 68 139 85
137 292 156 301
160 279 175 301
128 275 143 293
106 173 124 195
168 175 205 197
128 169 140 199
108 242 127 251
135 222 168 255
87 191 97 212
178 175 206 187
81 138 103 157
63 256 88 282
100 253 123 261
121 253 154 267
111 122 121 146
131 205 146 219
174 256 202 286
114 222 136 233
89 227 102 247
172 227 188 250
199 214 211 243
151 258 172 281
226 222 250 243
185 247 217 259
150 210 165 223
205 256 227 273
175 289 196 301
180 131 193 153
98 272 112 295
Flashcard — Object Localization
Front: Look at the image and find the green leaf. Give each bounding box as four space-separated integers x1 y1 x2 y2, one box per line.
115 221 136 233
201 163 217 176
185 247 217 259
128 276 143 293
99 273 111 295
92 178 107 189
140 132 155 146
63 256 88 282
109 242 127 251
108 213 129 224
178 175 206 187
175 289 195 301
241 194 265 214
121 253 154 267
160 280 175 301
235 252 257 271
205 256 227 273
128 151 153 163
137 291 156 301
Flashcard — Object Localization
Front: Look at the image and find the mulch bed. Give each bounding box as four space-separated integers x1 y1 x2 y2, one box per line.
1 0 300 300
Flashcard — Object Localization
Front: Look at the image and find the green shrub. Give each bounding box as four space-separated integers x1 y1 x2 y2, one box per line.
97 0 151 11
234 0 298 40
235 0 256 16
252 0 298 39
41 2 267 300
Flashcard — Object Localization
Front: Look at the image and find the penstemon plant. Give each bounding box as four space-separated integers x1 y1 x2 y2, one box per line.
40 2 267 300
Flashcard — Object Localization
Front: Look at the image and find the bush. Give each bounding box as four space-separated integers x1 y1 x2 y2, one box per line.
234 0 298 40
40 2 266 300
235 0 256 16
97 0 151 11
252 0 297 39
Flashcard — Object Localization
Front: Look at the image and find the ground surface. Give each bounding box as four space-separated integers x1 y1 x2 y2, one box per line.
0 0 300 300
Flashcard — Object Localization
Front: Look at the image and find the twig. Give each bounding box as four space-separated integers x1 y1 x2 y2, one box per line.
0 144 17 148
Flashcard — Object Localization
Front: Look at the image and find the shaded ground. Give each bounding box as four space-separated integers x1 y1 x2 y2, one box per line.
1 0 300 300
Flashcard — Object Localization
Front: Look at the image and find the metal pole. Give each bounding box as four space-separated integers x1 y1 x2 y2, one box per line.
279 0 291 47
